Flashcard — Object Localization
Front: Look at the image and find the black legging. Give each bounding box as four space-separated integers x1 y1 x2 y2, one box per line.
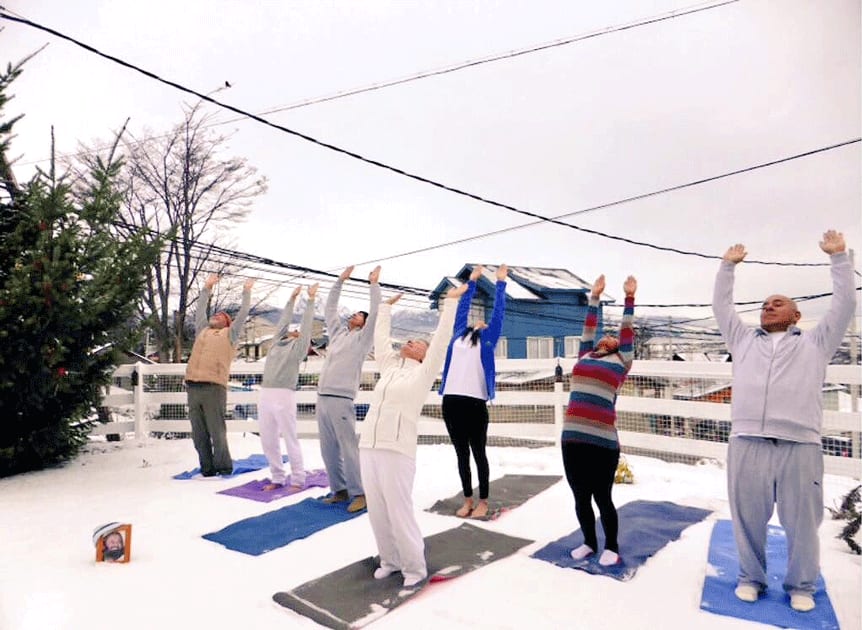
442 394 490 500
561 441 620 553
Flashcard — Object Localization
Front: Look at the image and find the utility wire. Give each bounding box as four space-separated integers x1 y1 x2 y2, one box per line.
12 1 738 168
346 139 861 269
142 224 860 322
6 9 856 270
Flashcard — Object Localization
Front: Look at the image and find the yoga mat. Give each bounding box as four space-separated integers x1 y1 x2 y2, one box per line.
272 522 533 629
531 499 712 581
172 453 284 480
217 469 329 502
426 474 562 521
700 519 840 629
202 497 363 556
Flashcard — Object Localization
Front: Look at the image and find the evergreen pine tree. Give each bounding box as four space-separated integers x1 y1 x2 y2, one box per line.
0 60 160 476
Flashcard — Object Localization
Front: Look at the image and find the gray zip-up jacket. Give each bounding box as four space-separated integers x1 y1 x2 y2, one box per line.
712 252 855 444
317 279 380 399
261 294 316 390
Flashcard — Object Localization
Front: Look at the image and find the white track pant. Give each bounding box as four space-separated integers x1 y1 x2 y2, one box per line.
360 448 427 584
258 387 305 486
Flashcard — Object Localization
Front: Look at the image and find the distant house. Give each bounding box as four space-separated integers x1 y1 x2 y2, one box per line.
430 264 613 359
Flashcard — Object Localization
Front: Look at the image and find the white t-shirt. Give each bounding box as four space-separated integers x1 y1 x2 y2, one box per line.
769 330 787 350
442 335 488 400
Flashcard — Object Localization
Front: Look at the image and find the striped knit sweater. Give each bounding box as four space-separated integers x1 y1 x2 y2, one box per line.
562 294 635 449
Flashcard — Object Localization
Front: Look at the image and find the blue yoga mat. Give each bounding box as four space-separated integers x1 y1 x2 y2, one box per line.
700 519 840 629
532 499 712 581
202 497 364 556
172 454 284 479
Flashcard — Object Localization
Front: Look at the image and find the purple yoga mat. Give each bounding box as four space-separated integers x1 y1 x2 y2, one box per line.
218 469 329 502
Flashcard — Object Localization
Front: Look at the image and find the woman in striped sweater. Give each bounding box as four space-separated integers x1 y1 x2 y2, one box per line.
562 273 636 566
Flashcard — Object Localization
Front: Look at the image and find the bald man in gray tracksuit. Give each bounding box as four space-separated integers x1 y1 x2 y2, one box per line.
712 230 854 613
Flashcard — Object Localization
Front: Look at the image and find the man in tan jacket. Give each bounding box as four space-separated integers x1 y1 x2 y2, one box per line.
185 274 254 476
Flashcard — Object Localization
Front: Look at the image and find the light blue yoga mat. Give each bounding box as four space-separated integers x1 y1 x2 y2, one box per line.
172 453 283 479
700 519 840 629
531 499 711 581
202 497 364 556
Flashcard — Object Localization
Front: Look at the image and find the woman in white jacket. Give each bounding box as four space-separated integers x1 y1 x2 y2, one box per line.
359 282 467 588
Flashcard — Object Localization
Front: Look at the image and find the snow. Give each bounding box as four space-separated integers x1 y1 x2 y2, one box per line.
0 434 859 630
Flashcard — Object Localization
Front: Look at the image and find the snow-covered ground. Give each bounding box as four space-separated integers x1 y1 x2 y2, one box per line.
0 434 859 630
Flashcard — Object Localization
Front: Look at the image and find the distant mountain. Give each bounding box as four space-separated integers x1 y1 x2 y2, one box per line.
251 298 440 341
391 308 440 340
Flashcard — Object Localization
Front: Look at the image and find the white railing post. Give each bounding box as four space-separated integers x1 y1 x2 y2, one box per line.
133 362 146 440
553 381 564 447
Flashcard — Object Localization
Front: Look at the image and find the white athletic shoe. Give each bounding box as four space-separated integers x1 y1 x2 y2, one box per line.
373 566 397 580
569 544 595 561
734 584 759 603
403 574 426 588
790 593 815 612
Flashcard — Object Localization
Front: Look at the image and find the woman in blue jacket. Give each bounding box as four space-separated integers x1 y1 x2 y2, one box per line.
439 264 508 518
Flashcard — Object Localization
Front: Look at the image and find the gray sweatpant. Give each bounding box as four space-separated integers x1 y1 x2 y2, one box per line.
727 436 823 595
316 395 363 497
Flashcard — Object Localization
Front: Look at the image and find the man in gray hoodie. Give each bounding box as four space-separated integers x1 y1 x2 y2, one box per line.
317 265 381 513
712 230 855 614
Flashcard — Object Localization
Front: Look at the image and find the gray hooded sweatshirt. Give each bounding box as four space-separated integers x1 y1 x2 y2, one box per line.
317 279 380 399
261 294 316 390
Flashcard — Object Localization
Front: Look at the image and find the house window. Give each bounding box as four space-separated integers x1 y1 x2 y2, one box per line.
526 336 553 359
564 336 581 358
469 301 484 326
494 337 508 359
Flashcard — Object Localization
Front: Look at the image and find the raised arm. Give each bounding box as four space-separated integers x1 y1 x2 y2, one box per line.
422 284 468 381
619 275 636 369
229 278 255 344
374 292 401 373
358 266 382 348
811 230 856 358
484 264 508 346
273 285 302 339
195 274 219 335
289 284 318 363
453 266 481 336
712 244 750 351
325 266 352 334
579 274 604 357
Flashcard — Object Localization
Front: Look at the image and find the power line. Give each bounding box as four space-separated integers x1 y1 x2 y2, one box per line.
345 139 861 269
11 1 739 168
142 225 860 324
6 9 856 270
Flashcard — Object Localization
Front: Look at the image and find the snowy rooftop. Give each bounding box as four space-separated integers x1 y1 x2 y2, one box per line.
435 264 615 302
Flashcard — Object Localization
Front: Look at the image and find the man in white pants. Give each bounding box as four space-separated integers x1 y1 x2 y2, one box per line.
259 284 318 490
359 281 466 588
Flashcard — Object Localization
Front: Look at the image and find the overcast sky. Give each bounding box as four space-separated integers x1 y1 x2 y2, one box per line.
2 0 860 328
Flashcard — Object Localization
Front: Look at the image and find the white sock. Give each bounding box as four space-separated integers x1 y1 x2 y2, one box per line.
599 550 619 566
569 544 595 560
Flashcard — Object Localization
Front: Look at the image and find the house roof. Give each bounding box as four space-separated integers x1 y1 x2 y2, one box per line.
432 264 614 302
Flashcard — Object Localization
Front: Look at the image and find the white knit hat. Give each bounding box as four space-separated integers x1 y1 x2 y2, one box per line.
92 522 123 546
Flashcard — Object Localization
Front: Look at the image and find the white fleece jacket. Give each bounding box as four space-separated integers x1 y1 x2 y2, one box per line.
359 297 457 459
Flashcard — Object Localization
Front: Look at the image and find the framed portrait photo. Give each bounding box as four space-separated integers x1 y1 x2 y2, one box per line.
93 523 132 563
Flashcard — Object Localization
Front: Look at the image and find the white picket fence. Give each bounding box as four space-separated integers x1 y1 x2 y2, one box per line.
93 358 862 479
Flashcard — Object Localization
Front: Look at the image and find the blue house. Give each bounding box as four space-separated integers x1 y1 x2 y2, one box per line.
430 264 614 359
